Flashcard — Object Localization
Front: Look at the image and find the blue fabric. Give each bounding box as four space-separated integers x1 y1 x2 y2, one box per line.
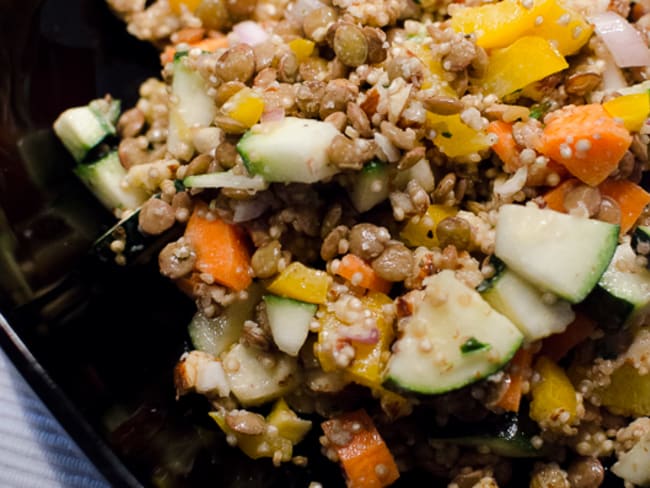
0 350 110 488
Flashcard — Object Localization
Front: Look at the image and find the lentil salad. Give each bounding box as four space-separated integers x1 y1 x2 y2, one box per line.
51 0 650 486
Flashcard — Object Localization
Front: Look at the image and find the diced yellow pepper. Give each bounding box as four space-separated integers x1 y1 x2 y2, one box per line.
266 398 312 444
317 292 395 387
402 40 456 97
598 364 650 416
530 356 578 427
266 262 331 304
450 0 592 55
345 292 395 387
528 0 593 56
224 88 265 128
288 38 315 62
209 411 293 461
479 36 568 99
169 0 201 14
450 0 531 50
400 204 458 248
426 112 493 158
603 93 650 132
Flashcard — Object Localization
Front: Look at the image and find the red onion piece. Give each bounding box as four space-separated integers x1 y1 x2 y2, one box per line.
339 326 379 344
261 107 285 123
231 21 269 47
589 12 650 68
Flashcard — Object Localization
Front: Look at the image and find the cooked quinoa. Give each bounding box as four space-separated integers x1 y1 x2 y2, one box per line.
49 0 650 486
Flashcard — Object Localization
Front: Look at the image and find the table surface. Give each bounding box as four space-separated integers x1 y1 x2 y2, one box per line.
0 348 110 488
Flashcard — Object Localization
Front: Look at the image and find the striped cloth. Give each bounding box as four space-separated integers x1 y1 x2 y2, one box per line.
0 350 110 488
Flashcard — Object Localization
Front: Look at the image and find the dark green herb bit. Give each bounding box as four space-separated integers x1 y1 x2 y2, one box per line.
460 337 491 354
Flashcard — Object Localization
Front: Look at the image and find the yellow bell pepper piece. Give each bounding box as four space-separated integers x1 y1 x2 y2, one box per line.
317 292 395 387
400 204 458 248
530 356 578 427
528 0 593 56
479 36 568 99
598 364 650 416
345 292 395 387
426 112 493 158
266 398 312 444
288 38 315 62
224 88 265 128
402 40 456 97
603 93 650 132
169 0 201 14
450 0 592 55
209 410 294 461
266 262 331 304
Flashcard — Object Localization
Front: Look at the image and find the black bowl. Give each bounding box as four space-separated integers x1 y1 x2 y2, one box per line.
0 2 370 487
0 2 629 487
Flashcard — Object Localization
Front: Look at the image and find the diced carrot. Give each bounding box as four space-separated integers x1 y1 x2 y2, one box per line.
537 104 632 186
541 313 596 362
321 409 399 488
542 178 579 212
161 35 229 65
598 179 650 234
494 347 534 413
487 120 520 172
184 203 252 292
335 254 392 294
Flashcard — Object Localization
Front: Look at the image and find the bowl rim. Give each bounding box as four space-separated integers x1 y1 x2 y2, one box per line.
0 311 143 488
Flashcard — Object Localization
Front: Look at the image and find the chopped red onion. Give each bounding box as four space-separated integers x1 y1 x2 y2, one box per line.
230 21 269 47
589 12 650 68
261 107 285 123
339 326 379 344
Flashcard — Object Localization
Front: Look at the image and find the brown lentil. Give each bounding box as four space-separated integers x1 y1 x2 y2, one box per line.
371 243 413 282
215 44 256 83
563 184 601 218
225 410 267 435
596 196 622 226
567 457 604 488
302 6 337 42
139 198 176 235
251 240 282 278
348 223 390 261
436 216 472 251
117 108 145 138
564 72 602 97
158 239 196 279
321 225 349 261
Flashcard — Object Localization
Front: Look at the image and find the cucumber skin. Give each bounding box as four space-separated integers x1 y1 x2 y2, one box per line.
495 205 620 304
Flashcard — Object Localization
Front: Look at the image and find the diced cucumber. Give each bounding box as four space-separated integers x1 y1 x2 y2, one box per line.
222 343 299 406
92 204 180 265
53 105 116 162
386 270 523 394
435 414 544 458
392 158 435 192
495 204 619 304
632 225 650 265
188 283 263 357
349 160 390 213
73 151 147 211
237 116 341 183
167 53 217 160
479 260 575 342
583 243 650 329
263 295 317 356
183 170 268 191
89 96 121 126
